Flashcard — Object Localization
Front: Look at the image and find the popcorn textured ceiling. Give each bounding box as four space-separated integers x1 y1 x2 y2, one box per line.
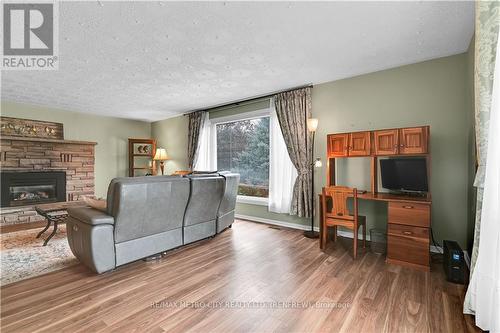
1 1 474 122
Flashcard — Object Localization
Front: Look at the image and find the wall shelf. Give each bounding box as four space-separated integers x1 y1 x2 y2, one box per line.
128 138 157 177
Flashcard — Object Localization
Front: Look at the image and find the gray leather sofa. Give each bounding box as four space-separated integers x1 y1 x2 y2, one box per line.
217 171 239 233
66 172 239 273
183 175 224 244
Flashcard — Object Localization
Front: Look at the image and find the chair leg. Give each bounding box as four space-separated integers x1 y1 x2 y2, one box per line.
333 226 337 242
321 224 327 250
362 223 366 248
353 228 358 259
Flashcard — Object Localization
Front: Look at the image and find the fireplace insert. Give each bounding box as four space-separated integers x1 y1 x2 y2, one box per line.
1 171 66 208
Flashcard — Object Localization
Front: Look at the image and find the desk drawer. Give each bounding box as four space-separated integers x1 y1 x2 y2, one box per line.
388 202 430 227
387 224 429 268
387 223 429 240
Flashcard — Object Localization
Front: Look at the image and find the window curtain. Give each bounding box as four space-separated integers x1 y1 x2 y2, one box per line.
193 112 213 171
468 1 500 274
464 2 500 331
269 97 298 214
187 111 207 170
274 87 313 218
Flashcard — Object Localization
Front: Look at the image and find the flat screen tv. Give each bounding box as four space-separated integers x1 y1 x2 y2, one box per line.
380 158 428 193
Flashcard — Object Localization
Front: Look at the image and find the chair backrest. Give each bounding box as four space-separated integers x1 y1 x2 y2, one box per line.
322 186 358 221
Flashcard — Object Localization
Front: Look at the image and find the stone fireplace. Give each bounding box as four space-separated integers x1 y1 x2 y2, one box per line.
1 171 67 208
0 134 97 226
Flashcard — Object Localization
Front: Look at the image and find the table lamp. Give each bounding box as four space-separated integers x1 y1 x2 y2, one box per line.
153 148 168 175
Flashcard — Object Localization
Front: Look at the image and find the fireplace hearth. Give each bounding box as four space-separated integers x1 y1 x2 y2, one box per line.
1 172 66 208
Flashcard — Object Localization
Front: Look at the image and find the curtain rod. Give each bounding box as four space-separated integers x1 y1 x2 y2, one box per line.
183 83 313 116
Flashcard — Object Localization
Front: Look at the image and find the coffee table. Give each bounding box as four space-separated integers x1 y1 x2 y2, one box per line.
34 203 84 246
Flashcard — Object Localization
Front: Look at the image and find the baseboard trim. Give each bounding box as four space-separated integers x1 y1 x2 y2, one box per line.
235 214 450 255
235 214 315 232
236 214 373 241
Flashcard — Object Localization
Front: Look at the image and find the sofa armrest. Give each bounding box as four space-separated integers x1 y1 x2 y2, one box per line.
67 207 114 226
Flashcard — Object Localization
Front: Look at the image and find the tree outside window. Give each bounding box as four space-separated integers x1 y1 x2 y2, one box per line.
216 117 269 197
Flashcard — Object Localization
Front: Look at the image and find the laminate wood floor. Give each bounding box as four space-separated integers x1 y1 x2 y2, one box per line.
0 220 480 333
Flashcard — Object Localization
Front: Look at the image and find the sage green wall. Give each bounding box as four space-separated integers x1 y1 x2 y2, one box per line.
150 114 189 175
313 53 472 248
236 202 309 226
150 53 473 248
0 102 151 198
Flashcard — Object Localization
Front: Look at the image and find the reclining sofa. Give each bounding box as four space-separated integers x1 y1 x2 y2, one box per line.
66 172 240 273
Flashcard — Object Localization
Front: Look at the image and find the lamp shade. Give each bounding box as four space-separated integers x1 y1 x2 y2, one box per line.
153 148 168 161
307 118 319 132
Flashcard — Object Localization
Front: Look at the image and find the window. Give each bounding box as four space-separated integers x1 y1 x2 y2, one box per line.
195 105 296 209
216 116 270 198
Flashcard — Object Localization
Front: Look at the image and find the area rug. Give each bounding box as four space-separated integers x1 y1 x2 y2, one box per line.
1 224 79 286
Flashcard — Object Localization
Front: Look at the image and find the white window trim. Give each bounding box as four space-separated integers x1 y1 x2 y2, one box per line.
237 195 268 206
210 108 270 126
211 108 271 204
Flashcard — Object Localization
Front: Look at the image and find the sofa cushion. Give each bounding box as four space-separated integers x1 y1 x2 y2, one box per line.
106 175 179 216
111 176 190 243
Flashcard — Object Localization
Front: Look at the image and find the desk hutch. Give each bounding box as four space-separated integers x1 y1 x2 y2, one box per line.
322 125 432 271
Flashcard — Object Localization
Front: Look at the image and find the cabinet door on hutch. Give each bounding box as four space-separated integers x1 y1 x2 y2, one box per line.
328 134 349 157
399 127 428 154
374 129 399 155
348 131 371 156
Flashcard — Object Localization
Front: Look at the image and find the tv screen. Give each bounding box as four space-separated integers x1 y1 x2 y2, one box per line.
380 158 428 192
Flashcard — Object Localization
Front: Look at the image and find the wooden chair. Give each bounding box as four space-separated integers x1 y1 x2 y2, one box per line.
321 186 366 259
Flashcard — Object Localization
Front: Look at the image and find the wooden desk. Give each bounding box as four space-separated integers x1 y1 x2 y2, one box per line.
319 192 431 271
357 192 431 204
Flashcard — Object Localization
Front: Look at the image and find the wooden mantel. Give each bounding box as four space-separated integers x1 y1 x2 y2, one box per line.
1 135 97 146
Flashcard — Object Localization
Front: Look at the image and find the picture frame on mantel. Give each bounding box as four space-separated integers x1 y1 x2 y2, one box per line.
0 117 64 140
